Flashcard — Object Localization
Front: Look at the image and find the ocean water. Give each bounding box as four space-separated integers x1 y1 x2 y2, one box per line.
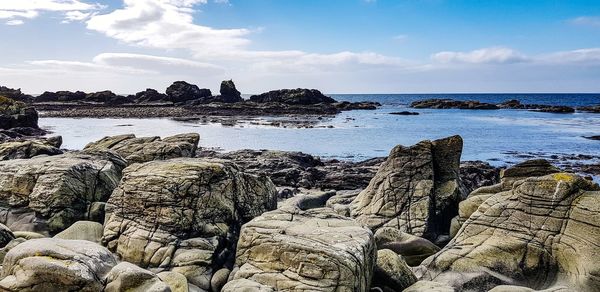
39 94 600 165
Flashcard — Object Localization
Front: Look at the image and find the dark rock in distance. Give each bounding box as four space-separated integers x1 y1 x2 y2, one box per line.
166 81 212 103
219 80 243 103
36 91 87 103
133 88 168 103
411 99 499 110
390 111 419 115
250 88 336 105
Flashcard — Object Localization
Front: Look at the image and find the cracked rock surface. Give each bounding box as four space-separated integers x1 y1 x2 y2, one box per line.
351 135 464 242
102 158 277 290
416 173 600 291
232 206 376 292
0 150 126 235
84 133 199 164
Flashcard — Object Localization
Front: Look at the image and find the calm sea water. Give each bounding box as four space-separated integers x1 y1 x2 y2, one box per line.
39 94 600 165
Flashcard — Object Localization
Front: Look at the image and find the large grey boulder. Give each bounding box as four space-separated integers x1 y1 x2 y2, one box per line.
416 173 600 291
372 249 417 292
0 150 126 235
350 135 464 242
232 206 376 291
0 238 117 291
0 137 62 160
102 158 277 290
84 133 199 164
105 262 170 292
53 220 103 243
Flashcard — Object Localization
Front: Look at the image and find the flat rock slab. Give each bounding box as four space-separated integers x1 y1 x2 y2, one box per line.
233 207 376 292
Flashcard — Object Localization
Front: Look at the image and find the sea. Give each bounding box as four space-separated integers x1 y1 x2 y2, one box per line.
39 93 600 167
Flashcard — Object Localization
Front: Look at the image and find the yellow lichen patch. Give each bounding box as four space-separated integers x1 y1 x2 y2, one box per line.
552 173 576 182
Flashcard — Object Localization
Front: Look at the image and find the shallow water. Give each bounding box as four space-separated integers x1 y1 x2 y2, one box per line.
39 94 600 166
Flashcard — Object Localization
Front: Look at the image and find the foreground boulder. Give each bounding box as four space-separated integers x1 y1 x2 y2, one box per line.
0 96 39 130
0 137 63 160
166 81 212 103
105 262 170 292
351 135 465 242
0 238 117 291
232 206 376 291
84 133 199 164
417 173 600 291
102 158 277 290
0 150 126 235
373 249 417 291
374 227 440 266
249 88 336 105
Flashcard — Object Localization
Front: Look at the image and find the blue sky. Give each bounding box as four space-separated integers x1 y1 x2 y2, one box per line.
0 0 599 94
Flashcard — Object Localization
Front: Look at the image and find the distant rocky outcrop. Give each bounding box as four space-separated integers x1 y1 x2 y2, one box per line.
84 133 199 164
498 99 575 113
351 135 465 243
102 158 277 290
411 99 499 110
218 80 243 103
132 88 168 103
417 172 600 291
0 86 33 103
35 90 86 102
250 88 337 105
166 81 212 103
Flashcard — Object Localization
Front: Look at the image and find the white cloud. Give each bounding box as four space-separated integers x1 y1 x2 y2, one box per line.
5 19 24 25
539 48 600 64
569 16 600 28
431 47 529 64
93 52 224 74
0 0 102 24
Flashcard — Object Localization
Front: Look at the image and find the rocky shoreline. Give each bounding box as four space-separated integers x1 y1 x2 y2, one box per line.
410 98 598 113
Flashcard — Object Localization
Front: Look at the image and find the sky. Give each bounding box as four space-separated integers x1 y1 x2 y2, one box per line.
0 0 599 94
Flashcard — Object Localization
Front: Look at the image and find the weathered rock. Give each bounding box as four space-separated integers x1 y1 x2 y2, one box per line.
134 88 169 103
219 80 243 103
373 249 417 292
458 159 559 223
0 223 15 248
210 268 231 292
85 90 129 105
374 227 440 266
417 173 600 291
488 285 576 292
0 87 33 103
0 238 25 264
0 138 63 160
84 133 199 164
410 99 499 110
35 90 86 102
102 158 277 289
158 271 189 292
0 238 117 291
166 81 212 103
12 231 45 240
0 150 126 235
351 136 465 242
403 281 455 292
0 96 39 130
249 88 336 105
222 279 274 292
105 262 170 292
459 160 500 194
233 206 376 291
53 220 103 243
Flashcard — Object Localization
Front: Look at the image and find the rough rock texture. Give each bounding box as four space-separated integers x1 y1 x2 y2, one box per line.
0 97 39 130
0 238 117 291
0 223 15 248
133 88 169 103
232 206 376 291
158 271 189 292
373 249 417 292
0 150 126 235
374 227 440 266
458 159 559 224
0 87 33 103
351 135 465 242
249 89 336 105
404 281 455 292
105 262 170 292
84 133 199 164
219 80 243 103
459 161 500 194
166 81 212 103
410 99 499 110
53 220 103 243
0 137 63 160
417 173 600 291
102 158 277 290
222 279 274 292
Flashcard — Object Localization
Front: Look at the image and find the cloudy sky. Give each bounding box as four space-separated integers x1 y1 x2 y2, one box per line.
0 0 599 94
